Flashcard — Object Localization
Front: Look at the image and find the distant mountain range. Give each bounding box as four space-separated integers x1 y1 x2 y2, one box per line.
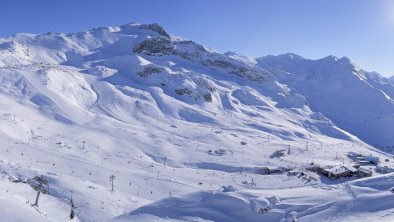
1 23 394 221
1 23 392 148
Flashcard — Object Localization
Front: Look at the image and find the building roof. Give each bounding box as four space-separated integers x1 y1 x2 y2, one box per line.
324 165 357 175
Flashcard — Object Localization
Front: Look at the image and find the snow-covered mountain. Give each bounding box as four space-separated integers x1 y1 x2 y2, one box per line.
0 23 357 144
388 76 394 85
0 23 394 221
256 53 394 149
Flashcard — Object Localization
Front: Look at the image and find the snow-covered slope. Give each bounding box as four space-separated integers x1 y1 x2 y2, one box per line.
388 76 394 85
0 23 356 143
0 23 393 221
257 54 394 149
115 174 394 222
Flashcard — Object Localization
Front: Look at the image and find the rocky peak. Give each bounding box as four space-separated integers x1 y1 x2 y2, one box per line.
120 23 171 39
133 37 174 55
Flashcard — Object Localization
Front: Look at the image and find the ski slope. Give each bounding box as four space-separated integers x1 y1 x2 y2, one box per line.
0 23 394 221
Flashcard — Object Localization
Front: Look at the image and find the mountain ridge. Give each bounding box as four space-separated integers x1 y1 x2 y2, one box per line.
1 22 394 221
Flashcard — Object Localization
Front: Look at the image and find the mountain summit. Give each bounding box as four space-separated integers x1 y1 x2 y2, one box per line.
257 54 394 148
1 23 394 221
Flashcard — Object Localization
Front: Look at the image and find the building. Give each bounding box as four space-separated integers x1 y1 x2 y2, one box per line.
321 166 356 179
355 168 372 177
364 155 379 165
256 166 288 175
355 155 379 165
348 152 380 165
347 152 363 160
375 166 394 174
256 167 270 175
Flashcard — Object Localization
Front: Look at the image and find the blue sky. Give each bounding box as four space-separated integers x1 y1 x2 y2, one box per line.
1 0 393 76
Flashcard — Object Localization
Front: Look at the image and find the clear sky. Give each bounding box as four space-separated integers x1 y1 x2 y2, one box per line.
1 0 393 76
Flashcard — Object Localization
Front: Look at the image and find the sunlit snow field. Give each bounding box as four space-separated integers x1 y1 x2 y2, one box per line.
1 23 394 221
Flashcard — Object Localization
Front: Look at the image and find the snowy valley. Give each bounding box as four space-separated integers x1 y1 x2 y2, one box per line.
0 23 394 221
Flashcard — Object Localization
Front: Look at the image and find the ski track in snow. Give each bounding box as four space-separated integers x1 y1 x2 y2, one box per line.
0 23 394 222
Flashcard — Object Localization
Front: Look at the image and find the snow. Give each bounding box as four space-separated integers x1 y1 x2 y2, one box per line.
0 23 393 221
113 178 394 222
256 53 394 148
324 165 354 174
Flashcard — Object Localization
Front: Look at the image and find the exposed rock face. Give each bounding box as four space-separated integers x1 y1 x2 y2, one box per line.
203 93 213 102
175 88 193 95
133 38 269 83
202 59 266 82
137 65 163 77
119 23 171 39
137 23 171 39
0 41 31 62
143 23 170 38
133 37 174 55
